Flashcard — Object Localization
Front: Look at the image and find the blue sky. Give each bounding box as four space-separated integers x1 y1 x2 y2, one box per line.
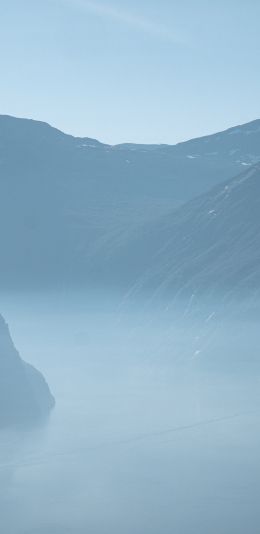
1 0 260 144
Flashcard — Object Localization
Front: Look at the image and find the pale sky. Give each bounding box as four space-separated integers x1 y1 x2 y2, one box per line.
1 0 260 144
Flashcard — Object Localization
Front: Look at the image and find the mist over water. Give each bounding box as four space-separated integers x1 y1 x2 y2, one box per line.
0 291 260 534
1 1 260 529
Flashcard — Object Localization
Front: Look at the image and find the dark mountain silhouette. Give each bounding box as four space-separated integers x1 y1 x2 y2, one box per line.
0 314 55 426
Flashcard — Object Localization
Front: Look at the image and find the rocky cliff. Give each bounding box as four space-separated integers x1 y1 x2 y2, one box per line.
0 314 55 426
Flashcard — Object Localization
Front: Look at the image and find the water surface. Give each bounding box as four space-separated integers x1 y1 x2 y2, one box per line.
0 292 260 534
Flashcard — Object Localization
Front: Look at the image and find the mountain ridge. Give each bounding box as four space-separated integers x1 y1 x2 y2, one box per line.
1 113 260 149
0 114 260 291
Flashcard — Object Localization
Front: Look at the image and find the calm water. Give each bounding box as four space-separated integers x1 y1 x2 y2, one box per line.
0 292 260 534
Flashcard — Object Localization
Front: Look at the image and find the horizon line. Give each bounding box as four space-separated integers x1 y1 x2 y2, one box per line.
0 113 260 148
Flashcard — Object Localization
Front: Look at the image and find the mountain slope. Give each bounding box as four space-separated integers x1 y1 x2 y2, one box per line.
107 165 260 298
0 115 260 289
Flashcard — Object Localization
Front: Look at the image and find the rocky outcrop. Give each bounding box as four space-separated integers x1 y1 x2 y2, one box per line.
0 314 55 426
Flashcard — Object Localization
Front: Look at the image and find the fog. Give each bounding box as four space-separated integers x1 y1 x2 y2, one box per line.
0 291 260 534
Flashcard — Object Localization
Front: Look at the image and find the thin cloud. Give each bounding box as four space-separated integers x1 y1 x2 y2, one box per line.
61 0 183 44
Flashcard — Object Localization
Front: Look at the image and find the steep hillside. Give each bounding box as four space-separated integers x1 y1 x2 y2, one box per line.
107 165 260 298
0 315 55 426
0 115 260 289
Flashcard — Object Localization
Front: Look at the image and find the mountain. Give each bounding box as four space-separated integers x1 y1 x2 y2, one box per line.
0 314 55 426
0 115 260 289
104 165 260 299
